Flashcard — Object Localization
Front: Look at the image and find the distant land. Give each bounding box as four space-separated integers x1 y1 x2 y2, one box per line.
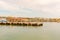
0 16 60 22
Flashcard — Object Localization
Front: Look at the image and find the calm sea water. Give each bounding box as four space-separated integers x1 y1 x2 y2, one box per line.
0 22 60 40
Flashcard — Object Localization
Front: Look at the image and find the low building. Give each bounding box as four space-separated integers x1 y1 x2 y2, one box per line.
0 18 8 23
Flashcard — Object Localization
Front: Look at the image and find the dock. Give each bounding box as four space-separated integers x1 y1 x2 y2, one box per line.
0 17 43 26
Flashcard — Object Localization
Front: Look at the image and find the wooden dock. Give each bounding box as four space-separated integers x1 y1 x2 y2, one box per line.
0 22 43 26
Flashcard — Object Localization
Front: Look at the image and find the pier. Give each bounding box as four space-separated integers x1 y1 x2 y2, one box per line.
0 17 43 26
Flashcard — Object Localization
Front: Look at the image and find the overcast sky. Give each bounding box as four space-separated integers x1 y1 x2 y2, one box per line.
0 0 60 18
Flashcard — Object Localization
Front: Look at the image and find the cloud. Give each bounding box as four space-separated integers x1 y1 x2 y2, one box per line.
0 1 19 11
1 0 60 12
0 0 60 17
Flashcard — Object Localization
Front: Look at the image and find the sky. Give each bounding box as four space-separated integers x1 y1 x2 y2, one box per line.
0 0 60 18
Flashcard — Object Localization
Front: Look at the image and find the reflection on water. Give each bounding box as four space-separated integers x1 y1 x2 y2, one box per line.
0 22 60 40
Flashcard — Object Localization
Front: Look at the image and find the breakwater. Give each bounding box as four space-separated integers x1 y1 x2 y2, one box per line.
0 22 43 26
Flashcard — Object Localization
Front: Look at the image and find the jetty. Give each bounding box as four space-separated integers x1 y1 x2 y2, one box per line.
0 17 43 26
0 22 43 26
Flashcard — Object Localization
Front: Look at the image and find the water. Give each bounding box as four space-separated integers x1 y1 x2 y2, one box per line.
0 22 60 40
